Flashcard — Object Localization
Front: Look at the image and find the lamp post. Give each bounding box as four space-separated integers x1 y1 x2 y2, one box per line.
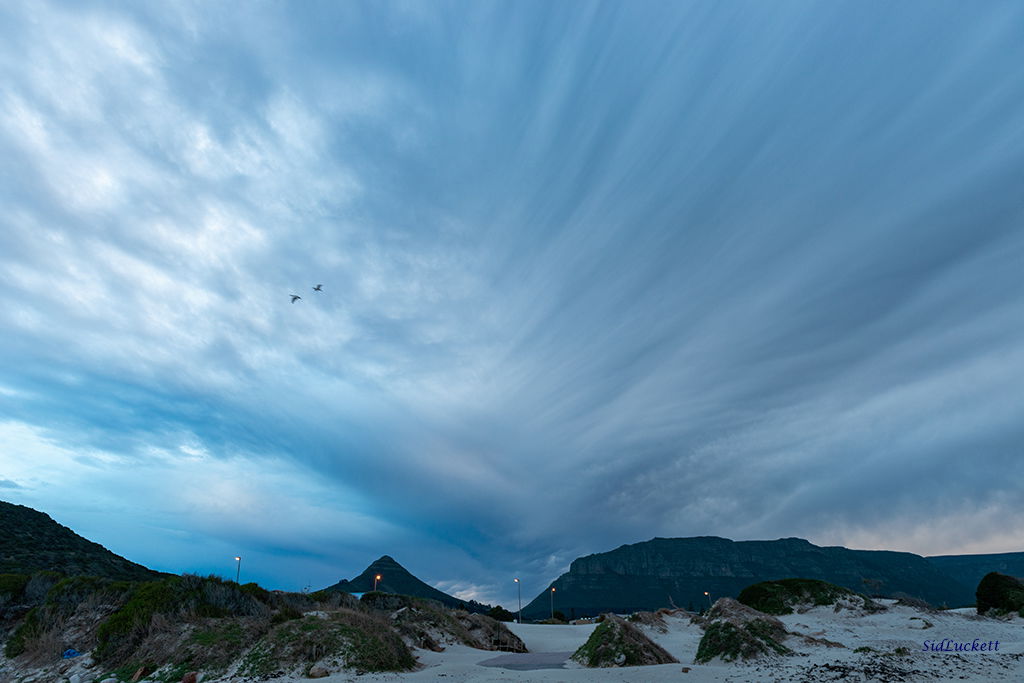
234 556 241 583
374 574 382 592
514 578 521 624
704 591 712 609
550 587 555 619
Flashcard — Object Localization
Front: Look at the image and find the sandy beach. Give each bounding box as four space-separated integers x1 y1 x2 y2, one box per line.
151 600 1020 683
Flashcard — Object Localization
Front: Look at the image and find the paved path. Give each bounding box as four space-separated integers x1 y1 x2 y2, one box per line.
477 651 574 671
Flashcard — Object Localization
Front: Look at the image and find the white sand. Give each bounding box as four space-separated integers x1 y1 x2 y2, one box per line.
339 603 1024 682
9 604 1022 682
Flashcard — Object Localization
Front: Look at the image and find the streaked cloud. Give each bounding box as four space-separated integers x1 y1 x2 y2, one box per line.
0 0 1021 605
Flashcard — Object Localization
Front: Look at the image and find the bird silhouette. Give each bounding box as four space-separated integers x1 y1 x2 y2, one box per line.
290 294 301 303
313 284 323 292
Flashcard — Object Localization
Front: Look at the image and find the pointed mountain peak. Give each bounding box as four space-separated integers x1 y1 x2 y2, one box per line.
321 555 466 609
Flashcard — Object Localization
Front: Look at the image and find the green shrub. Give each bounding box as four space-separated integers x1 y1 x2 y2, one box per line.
4 606 41 658
737 578 855 615
240 582 270 603
572 620 642 666
93 574 274 664
0 574 30 601
23 571 63 603
94 577 181 662
4 574 135 660
240 611 414 675
45 575 131 609
271 605 304 624
190 621 245 647
571 614 677 667
694 619 792 663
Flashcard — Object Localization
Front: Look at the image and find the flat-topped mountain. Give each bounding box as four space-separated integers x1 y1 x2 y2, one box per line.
927 552 1024 590
522 536 980 619
0 500 161 581
323 555 473 610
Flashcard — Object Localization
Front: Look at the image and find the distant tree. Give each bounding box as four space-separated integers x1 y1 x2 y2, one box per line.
465 599 491 614
552 609 567 622
487 605 516 622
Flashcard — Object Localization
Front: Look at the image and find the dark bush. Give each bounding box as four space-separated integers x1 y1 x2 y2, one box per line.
239 582 270 603
486 605 516 622
271 605 304 625
3 606 41 658
737 578 855 615
23 571 63 604
0 574 30 601
976 572 1024 615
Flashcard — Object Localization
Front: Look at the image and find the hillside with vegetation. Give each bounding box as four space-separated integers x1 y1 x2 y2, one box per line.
0 501 161 582
0 572 522 681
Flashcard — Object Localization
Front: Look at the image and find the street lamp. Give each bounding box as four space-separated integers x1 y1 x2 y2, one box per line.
514 578 521 624
704 591 712 609
550 587 556 619
374 574 382 592
234 556 241 583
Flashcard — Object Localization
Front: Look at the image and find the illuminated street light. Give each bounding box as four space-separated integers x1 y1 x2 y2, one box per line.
550 587 556 619
234 556 241 583
704 591 712 609
374 574 382 592
514 578 522 624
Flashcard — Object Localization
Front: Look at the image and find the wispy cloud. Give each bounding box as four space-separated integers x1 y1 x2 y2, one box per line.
0 0 1022 604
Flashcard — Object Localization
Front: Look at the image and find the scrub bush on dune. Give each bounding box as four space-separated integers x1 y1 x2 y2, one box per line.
94 574 269 664
975 573 1024 616
239 610 416 676
737 578 879 615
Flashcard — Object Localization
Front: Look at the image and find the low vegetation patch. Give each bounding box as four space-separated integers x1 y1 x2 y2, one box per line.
94 574 269 664
4 573 133 660
738 578 871 615
572 614 678 667
371 593 525 653
1 575 446 677
695 619 792 663
0 574 30 603
4 606 42 658
694 598 793 664
239 610 415 675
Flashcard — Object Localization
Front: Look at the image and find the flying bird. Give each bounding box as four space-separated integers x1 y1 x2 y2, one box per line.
313 284 323 291
290 294 301 303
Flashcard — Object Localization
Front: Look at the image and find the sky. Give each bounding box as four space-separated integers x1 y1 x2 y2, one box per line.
1 0 1022 608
